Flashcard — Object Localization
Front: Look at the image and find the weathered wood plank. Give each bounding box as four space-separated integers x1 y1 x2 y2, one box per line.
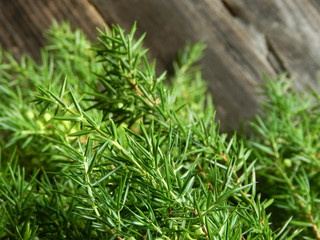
223 0 320 89
91 0 275 128
0 0 105 60
91 0 320 128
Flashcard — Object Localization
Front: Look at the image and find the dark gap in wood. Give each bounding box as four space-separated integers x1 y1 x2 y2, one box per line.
265 36 289 77
221 0 237 18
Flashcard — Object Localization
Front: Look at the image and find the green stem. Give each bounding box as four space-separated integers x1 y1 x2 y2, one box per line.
83 155 100 217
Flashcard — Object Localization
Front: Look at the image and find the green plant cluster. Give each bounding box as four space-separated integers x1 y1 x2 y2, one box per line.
0 22 318 239
247 75 320 239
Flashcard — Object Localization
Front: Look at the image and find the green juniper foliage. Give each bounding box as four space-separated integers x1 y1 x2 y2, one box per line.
0 22 313 239
247 75 320 239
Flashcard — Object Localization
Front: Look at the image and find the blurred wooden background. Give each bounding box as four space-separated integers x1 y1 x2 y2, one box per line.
1 0 320 129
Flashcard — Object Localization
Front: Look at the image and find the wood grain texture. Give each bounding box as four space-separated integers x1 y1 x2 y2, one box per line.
0 0 105 60
223 0 320 89
1 0 320 129
90 0 277 128
89 0 320 128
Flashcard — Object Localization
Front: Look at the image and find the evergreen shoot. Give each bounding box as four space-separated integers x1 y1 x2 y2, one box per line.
0 22 317 239
247 75 320 239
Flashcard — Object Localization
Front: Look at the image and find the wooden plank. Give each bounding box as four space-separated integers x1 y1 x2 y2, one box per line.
0 0 105 60
90 0 274 128
223 0 320 89
90 0 320 129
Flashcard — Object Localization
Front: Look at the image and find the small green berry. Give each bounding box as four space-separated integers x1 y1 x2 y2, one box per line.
26 110 35 119
62 121 71 130
43 112 52 122
284 158 292 168
194 226 205 235
36 120 45 130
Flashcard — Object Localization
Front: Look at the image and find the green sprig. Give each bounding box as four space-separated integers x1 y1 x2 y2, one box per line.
0 22 307 239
